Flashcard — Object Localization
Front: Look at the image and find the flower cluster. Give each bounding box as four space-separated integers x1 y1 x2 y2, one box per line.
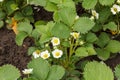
89 3 120 19
32 37 63 59
89 2 120 19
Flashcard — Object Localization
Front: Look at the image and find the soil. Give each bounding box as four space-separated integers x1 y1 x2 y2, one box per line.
0 3 120 80
0 27 33 75
33 6 53 21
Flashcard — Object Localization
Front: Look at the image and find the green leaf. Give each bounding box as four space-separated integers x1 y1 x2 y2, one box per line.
95 32 110 48
66 77 80 80
96 48 110 60
62 41 70 47
0 21 4 28
47 65 65 80
25 16 34 23
75 45 96 57
28 47 37 56
31 29 40 40
53 11 61 22
99 0 115 5
105 40 120 53
0 10 6 20
35 22 55 43
14 12 24 21
58 1 76 9
23 77 38 80
86 32 98 43
98 7 111 23
15 32 28 46
82 0 98 9
73 17 95 33
77 60 88 70
69 70 81 77
22 6 33 16
84 61 114 80
36 21 54 34
92 24 102 32
75 47 88 57
28 0 47 6
115 64 120 80
27 58 50 80
35 20 46 26
86 46 96 55
17 22 33 35
103 22 117 31
17 77 23 80
58 7 76 26
4 1 17 15
44 1 58 12
0 64 20 80
39 33 51 43
51 23 70 38
10 3 18 11
49 0 61 4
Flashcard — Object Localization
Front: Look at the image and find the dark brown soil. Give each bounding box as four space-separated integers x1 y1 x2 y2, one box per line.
33 6 53 21
105 54 120 70
0 27 33 75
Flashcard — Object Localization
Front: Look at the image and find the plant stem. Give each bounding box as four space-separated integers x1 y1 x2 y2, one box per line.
73 39 79 53
69 38 74 61
27 74 29 78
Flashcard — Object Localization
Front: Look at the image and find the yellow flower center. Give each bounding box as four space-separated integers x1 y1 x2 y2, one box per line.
43 54 48 58
114 8 118 12
53 39 58 44
73 33 79 38
36 50 40 54
55 52 60 57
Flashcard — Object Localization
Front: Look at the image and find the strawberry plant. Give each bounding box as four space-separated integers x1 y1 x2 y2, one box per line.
1 0 120 80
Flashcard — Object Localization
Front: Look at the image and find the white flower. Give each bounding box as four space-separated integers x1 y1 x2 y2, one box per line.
52 49 63 58
0 0 3 2
70 32 80 39
51 37 60 46
40 50 50 59
90 16 95 20
32 50 40 58
80 41 84 45
111 4 120 15
92 10 99 19
117 0 120 4
75 15 79 20
22 68 33 75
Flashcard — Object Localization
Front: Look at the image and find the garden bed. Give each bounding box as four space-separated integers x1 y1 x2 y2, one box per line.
0 0 120 80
